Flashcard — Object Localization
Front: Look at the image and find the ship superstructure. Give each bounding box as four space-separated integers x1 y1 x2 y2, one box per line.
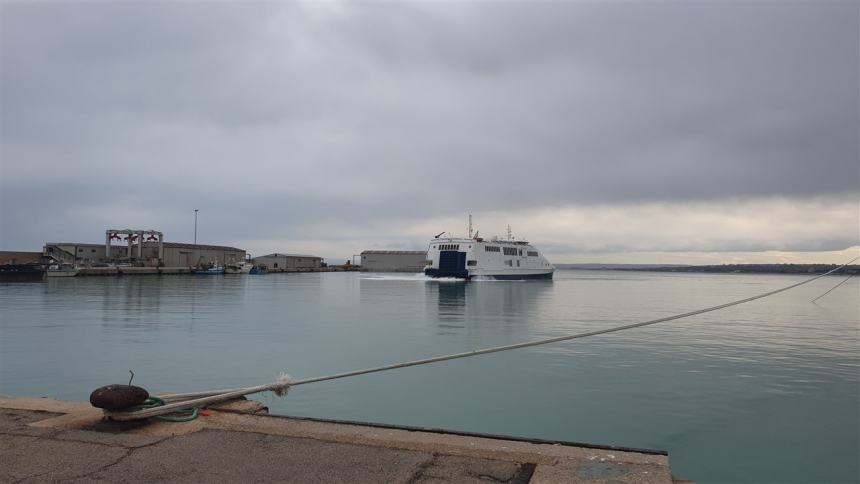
424 224 554 280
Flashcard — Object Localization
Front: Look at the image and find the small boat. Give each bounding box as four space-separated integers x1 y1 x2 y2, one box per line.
249 265 268 275
224 262 253 274
46 263 79 277
192 265 224 275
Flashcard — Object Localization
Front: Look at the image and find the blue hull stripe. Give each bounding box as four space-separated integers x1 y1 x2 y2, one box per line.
482 272 554 280
424 269 554 280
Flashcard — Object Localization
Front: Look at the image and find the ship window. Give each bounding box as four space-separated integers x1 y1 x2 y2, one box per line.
527 251 538 257
467 260 477 266
517 260 520 267
505 260 513 266
503 247 518 256
484 246 500 252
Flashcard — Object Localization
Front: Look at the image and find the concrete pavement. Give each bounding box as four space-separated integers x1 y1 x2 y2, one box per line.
0 396 679 483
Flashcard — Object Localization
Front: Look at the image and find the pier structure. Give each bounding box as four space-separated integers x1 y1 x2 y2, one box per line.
0 395 678 483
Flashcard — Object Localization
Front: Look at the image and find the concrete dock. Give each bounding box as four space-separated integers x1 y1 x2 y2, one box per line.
0 395 681 483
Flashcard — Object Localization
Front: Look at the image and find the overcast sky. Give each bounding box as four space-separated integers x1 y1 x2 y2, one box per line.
1 1 857 264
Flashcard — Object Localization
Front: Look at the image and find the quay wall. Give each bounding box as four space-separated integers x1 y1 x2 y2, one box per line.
74 266 358 276
78 267 193 276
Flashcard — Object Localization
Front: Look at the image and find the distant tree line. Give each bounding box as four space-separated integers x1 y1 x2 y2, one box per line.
629 264 859 275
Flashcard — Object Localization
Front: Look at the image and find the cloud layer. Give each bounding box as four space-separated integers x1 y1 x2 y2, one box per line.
1 2 857 261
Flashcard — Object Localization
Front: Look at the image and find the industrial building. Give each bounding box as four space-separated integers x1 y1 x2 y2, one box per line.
360 251 427 272
0 251 43 265
253 253 322 271
43 242 245 268
148 243 245 267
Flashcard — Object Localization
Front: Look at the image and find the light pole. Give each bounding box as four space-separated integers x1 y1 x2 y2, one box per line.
194 209 199 245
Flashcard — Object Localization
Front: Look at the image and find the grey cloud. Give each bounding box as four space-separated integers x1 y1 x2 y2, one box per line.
1 1 857 252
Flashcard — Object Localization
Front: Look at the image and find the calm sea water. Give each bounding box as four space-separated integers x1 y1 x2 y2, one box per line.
1 270 857 483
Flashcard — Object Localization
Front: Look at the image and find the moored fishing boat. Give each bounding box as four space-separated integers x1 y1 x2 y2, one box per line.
192 264 224 275
249 265 268 274
224 261 253 274
46 263 79 277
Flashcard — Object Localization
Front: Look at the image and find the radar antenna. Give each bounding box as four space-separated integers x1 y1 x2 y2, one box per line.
434 231 445 239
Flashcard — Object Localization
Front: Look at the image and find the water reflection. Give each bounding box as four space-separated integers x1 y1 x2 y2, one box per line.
98 277 164 329
427 280 554 337
2 271 857 484
435 282 466 324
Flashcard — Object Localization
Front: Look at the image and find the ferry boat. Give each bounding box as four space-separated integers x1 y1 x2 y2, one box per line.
424 225 554 280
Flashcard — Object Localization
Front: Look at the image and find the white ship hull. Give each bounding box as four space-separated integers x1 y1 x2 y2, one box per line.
46 269 78 277
46 264 78 277
224 262 253 274
424 236 554 280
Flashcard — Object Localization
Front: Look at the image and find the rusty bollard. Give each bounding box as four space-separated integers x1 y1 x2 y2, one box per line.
89 384 149 411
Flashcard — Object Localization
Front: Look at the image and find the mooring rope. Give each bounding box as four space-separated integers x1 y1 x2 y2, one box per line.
811 273 854 303
104 257 858 421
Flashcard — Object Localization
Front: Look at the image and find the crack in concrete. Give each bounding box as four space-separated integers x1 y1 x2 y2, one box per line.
0 429 165 449
1 425 170 484
406 453 439 484
12 468 54 484
56 436 170 483
0 431 125 449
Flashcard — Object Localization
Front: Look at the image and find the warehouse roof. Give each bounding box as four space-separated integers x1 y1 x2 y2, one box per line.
361 251 427 255
147 242 245 252
49 241 245 252
1 251 43 264
255 253 321 259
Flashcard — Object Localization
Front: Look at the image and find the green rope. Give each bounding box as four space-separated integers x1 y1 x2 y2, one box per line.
131 396 199 422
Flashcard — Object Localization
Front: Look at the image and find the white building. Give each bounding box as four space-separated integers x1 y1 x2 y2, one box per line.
253 253 322 271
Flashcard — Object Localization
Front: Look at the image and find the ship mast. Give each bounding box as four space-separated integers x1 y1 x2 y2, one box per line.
468 214 473 239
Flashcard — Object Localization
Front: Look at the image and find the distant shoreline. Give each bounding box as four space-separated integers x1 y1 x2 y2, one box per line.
556 263 860 275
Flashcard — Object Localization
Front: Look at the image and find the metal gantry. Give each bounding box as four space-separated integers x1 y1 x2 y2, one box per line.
105 229 164 262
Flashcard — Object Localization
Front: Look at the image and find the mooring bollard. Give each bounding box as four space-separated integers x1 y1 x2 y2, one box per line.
89 384 150 411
